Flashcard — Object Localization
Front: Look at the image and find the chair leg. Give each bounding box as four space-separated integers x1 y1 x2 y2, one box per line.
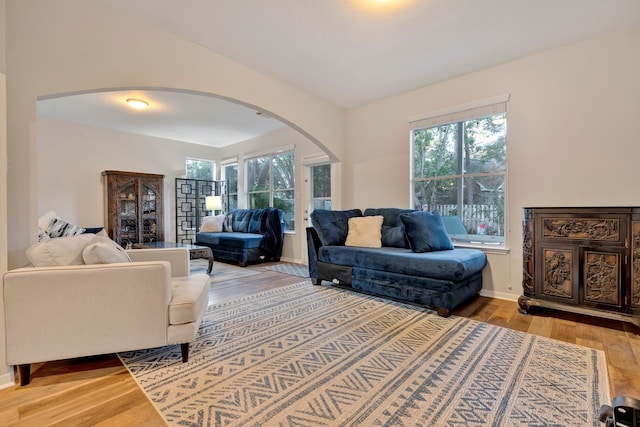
181 343 190 363
18 364 31 386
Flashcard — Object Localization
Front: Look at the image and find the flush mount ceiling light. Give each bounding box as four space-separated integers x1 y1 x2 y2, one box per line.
126 98 149 109
353 0 414 12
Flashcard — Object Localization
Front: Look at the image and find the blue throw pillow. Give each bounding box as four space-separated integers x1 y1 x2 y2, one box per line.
230 209 253 233
400 210 454 252
311 209 363 246
364 208 414 248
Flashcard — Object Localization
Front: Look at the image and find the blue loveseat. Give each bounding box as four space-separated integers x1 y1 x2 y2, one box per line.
306 208 487 316
196 207 284 267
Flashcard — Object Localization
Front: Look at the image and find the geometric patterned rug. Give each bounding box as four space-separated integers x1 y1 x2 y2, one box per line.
258 261 310 278
118 281 610 426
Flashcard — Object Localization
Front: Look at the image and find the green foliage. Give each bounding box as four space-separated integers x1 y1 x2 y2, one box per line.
412 114 507 238
186 158 214 180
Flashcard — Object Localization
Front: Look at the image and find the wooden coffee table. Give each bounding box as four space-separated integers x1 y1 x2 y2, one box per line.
131 241 214 274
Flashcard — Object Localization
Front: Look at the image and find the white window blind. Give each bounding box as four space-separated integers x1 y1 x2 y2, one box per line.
409 94 510 130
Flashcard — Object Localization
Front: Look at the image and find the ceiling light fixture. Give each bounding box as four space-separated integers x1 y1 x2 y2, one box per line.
126 98 149 109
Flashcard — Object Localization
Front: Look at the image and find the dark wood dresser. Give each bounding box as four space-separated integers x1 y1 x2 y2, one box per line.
519 207 640 327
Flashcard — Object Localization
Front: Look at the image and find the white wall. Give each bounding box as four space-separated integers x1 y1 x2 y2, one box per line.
6 0 344 268
220 126 328 263
37 117 219 243
344 25 640 299
0 73 11 387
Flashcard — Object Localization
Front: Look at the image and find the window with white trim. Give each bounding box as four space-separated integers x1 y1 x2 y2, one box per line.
186 157 215 181
311 163 331 212
221 162 238 210
410 96 508 247
246 150 295 231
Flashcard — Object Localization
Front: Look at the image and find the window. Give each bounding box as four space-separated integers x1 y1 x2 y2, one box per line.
410 98 507 247
311 163 331 211
246 150 295 231
222 162 238 210
186 158 215 181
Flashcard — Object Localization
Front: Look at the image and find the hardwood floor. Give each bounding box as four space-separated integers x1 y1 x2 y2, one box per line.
1 262 638 426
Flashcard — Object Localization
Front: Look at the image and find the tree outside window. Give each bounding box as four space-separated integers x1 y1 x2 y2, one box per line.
186 158 214 181
411 113 506 246
246 151 295 231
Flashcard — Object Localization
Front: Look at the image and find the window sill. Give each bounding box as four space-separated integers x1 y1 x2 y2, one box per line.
453 242 509 255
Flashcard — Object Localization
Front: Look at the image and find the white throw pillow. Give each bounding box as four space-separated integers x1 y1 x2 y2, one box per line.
345 215 384 248
45 217 86 238
37 210 60 231
82 236 132 264
200 214 225 232
26 234 95 267
37 227 51 242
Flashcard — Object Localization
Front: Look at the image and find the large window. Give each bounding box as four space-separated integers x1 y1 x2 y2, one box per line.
410 99 507 246
246 150 295 231
186 158 214 181
222 162 238 210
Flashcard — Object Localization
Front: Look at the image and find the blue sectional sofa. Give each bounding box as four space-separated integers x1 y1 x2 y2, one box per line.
306 208 487 316
196 207 284 267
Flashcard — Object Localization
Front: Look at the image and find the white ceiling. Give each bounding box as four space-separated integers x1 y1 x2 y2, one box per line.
40 0 640 147
38 90 287 147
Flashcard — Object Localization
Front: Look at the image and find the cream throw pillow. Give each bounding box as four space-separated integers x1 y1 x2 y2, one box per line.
200 214 225 232
26 233 95 266
345 215 384 248
82 235 132 264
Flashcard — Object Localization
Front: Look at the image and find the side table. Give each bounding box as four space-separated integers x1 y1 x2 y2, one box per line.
131 241 214 274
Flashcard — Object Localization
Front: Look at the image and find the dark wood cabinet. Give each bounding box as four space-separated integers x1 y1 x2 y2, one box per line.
519 207 640 327
102 170 164 247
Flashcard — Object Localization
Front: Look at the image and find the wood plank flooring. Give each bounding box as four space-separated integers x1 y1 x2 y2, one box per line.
0 261 637 426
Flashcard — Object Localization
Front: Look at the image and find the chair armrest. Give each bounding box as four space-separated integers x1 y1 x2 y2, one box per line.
126 247 190 277
3 262 172 365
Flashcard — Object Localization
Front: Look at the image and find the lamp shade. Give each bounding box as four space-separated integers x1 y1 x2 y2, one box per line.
205 195 222 211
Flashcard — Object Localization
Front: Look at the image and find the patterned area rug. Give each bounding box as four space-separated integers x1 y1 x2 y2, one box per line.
259 261 310 278
118 282 610 426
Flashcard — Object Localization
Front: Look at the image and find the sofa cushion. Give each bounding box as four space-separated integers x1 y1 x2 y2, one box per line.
345 216 383 248
82 236 131 264
364 208 414 248
196 231 263 249
400 210 454 252
230 209 253 233
169 273 210 325
249 209 264 233
223 213 233 231
201 214 225 232
318 246 486 282
26 233 95 267
311 209 363 246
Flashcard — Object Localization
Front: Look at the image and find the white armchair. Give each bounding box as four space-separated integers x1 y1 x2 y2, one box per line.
3 247 210 386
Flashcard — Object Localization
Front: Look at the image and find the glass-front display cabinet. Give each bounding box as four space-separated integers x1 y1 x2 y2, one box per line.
102 170 164 247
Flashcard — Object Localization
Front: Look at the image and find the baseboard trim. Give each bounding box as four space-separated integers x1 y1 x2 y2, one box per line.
0 371 14 390
479 289 519 302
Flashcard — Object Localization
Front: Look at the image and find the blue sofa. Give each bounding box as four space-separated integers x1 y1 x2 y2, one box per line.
306 208 487 316
196 207 284 267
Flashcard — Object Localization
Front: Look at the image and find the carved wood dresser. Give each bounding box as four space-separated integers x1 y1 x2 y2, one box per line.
519 207 640 327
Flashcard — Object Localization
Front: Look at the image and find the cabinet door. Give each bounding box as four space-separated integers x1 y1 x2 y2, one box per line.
140 181 160 242
581 247 626 311
535 245 580 304
631 221 640 310
117 180 138 244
